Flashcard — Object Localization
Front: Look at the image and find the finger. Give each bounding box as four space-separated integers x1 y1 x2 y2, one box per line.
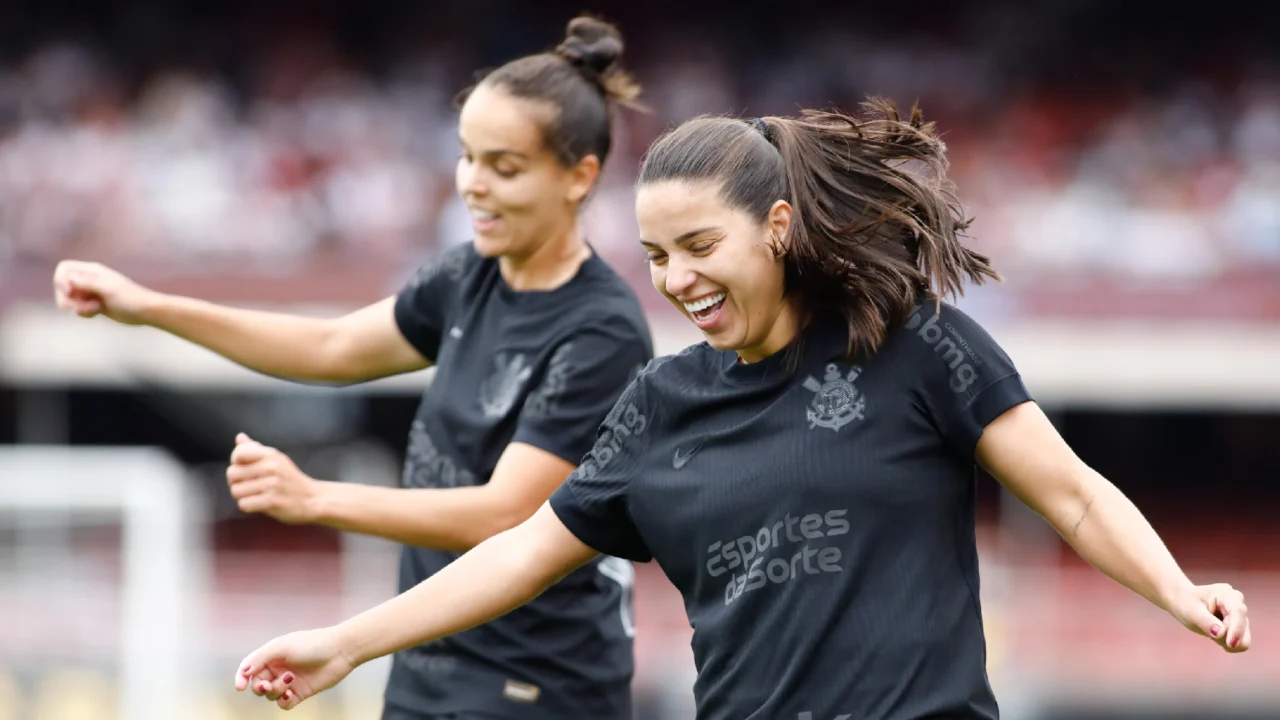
250 668 277 697
1236 624 1252 652
1185 599 1225 640
69 298 103 317
236 432 252 445
68 271 103 295
237 493 277 515
229 477 274 501
234 660 255 692
53 274 71 306
1221 597 1249 650
268 671 296 703
262 675 290 702
236 653 278 691
227 462 270 486
1210 592 1241 644
278 687 301 710
231 441 271 465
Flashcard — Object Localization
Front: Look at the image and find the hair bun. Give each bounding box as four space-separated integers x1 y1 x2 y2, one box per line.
555 16 624 80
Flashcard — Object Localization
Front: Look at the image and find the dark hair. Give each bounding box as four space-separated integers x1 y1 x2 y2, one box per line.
638 98 1000 359
458 15 642 169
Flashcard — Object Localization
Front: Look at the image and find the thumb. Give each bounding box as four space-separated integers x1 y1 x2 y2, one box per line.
236 432 252 445
235 643 280 692
230 437 268 465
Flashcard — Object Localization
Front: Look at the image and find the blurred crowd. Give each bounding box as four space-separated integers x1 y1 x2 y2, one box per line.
0 3 1277 310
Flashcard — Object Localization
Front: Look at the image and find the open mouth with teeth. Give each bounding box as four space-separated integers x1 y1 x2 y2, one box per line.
470 209 500 232
683 292 726 324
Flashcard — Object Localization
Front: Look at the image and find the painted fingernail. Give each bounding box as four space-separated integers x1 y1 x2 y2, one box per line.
282 673 294 685
282 690 292 702
241 664 251 676
1229 636 1238 648
1211 624 1223 637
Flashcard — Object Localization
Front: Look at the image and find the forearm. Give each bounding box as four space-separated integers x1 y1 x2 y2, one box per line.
311 481 514 552
1051 469 1193 611
335 518 581 666
140 294 346 383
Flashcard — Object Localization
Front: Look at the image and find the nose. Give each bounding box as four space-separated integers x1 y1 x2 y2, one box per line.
456 160 487 199
664 255 698 299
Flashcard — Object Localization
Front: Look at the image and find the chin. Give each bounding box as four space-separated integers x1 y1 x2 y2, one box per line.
472 234 509 257
701 332 740 352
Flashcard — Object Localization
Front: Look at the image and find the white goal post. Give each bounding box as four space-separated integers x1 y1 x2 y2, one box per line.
0 445 211 720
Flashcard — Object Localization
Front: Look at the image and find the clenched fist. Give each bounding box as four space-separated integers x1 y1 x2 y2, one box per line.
227 433 320 524
52 260 158 325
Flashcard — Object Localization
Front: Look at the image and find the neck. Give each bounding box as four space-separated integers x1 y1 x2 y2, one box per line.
736 301 803 364
498 223 591 291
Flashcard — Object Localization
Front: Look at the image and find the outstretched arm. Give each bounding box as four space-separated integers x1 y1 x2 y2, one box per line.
976 401 1251 653
228 435 579 552
234 502 599 709
54 261 430 383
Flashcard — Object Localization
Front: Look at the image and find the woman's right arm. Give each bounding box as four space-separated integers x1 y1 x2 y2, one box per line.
53 260 428 383
235 502 600 709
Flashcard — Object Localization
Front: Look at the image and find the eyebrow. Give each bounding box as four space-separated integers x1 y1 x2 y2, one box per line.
639 226 722 249
458 139 530 161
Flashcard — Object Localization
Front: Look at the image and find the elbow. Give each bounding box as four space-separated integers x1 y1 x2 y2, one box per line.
316 327 367 385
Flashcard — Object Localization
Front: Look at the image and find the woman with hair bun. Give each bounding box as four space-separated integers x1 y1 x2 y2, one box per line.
58 15 652 720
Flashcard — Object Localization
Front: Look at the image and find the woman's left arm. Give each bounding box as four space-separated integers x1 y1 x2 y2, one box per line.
975 401 1251 653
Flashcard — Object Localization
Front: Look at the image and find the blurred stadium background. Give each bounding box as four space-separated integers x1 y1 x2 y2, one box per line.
1 1 1278 718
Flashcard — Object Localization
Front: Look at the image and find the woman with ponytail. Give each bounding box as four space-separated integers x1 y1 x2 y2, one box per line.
234 101 1249 719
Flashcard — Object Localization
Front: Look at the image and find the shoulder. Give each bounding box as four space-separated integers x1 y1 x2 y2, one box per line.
882 298 1017 394
551 261 655 350
574 255 648 314
899 300 996 339
629 342 717 396
407 242 484 290
541 306 654 370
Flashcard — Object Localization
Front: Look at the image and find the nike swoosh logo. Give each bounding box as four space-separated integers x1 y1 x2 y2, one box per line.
672 442 704 470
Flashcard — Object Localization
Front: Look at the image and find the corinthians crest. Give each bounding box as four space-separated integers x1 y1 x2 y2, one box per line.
478 353 533 418
802 363 866 432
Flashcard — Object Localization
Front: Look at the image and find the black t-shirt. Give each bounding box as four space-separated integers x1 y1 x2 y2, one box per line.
551 302 1032 720
386 242 654 719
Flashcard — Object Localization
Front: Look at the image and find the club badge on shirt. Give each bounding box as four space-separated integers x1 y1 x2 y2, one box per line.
802 363 866 432
479 352 533 418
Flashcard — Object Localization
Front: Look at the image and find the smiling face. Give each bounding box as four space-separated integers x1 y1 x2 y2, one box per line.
637 179 800 363
455 83 598 259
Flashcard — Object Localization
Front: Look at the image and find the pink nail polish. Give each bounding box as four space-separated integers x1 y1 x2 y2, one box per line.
282 673 294 685
1211 624 1223 637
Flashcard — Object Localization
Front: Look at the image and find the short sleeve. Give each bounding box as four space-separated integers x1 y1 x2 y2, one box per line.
901 303 1033 458
549 365 656 563
393 243 475 363
513 326 652 464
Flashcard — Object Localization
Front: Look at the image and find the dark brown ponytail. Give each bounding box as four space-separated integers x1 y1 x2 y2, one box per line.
638 98 999 358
